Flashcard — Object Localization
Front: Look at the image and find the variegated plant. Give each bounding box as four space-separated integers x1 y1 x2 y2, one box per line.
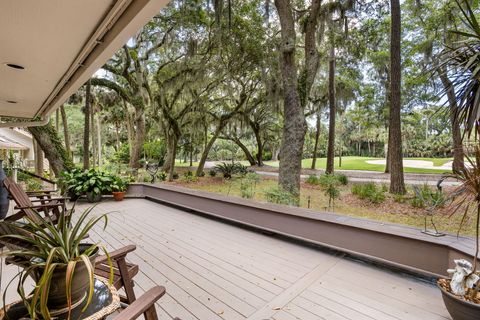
0 206 113 320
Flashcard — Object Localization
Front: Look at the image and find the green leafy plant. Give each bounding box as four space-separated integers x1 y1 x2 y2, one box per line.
351 183 385 204
157 171 167 181
306 175 320 185
240 172 261 199
336 173 348 186
0 207 112 319
213 162 248 179
26 179 44 192
319 174 341 210
208 169 217 177
181 171 198 183
264 187 299 206
111 176 129 192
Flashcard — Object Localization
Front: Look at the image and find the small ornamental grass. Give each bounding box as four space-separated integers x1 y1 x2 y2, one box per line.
0 207 113 319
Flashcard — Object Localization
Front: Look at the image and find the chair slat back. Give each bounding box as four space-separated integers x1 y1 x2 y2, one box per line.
3 177 42 223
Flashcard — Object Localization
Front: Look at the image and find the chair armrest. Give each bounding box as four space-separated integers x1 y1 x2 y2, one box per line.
96 245 136 264
26 190 57 194
29 197 68 203
15 203 65 210
4 211 26 222
114 286 165 320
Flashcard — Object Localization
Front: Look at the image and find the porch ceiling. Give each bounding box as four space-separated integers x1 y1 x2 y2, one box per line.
0 0 169 120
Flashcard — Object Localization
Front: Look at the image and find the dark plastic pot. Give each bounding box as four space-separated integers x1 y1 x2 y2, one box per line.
112 191 125 201
438 280 480 320
32 245 98 310
86 191 102 203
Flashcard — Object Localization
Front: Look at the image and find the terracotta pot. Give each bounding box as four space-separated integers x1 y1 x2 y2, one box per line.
31 245 98 311
438 280 480 320
112 191 125 201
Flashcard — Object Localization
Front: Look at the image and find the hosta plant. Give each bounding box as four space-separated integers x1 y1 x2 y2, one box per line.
0 207 113 319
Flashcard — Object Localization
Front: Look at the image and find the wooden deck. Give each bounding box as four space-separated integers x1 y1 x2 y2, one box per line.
1 199 451 319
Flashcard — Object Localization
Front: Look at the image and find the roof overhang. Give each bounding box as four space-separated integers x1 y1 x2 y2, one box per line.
0 0 169 121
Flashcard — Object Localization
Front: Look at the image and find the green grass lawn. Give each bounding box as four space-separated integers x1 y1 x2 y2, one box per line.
173 156 453 174
264 156 452 174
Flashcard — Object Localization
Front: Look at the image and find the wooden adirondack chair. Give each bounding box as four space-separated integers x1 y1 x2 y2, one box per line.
95 244 140 304
114 286 181 320
3 177 71 224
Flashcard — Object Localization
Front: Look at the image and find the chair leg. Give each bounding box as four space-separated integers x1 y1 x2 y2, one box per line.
144 305 159 320
117 258 136 304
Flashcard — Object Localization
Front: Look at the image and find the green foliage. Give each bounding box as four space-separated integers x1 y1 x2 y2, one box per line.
113 144 131 164
157 171 167 181
336 174 348 186
411 184 446 209
143 140 166 162
26 179 43 192
319 174 341 209
111 176 129 192
306 175 320 185
351 183 386 204
264 187 299 206
209 169 217 177
213 162 248 179
240 172 261 199
60 169 124 197
181 171 198 183
0 207 111 319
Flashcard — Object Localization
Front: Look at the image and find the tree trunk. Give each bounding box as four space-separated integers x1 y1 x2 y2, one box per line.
311 114 321 169
123 100 134 162
439 69 464 173
196 126 223 176
129 108 145 169
114 122 120 151
55 109 60 132
326 45 336 175
83 81 91 170
252 126 264 166
60 105 71 157
388 0 406 194
229 136 257 166
91 105 96 168
167 134 178 181
29 123 74 176
190 140 193 167
33 139 44 177
275 0 307 196
96 115 102 167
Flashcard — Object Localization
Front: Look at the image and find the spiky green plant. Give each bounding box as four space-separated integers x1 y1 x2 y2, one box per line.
446 146 480 299
0 206 112 319
440 0 480 137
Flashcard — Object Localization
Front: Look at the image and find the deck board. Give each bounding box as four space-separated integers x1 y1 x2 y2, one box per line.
1 199 451 319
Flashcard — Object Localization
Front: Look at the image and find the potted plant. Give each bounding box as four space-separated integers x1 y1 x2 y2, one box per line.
437 148 480 319
80 169 113 203
436 1 480 318
0 207 112 319
59 168 85 201
111 176 128 201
